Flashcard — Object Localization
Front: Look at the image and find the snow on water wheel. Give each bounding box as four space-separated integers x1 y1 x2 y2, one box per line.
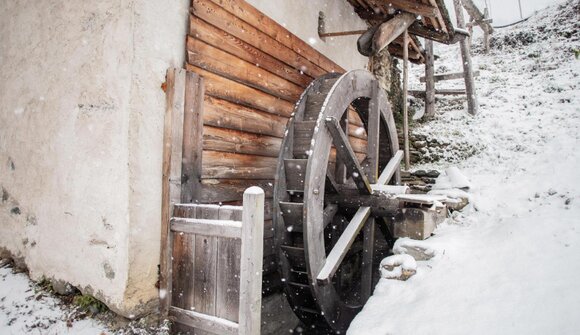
274 70 403 333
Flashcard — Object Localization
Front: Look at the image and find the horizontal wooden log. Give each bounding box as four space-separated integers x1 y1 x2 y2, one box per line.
170 306 238 335
203 96 287 139
186 64 294 118
198 179 274 203
207 0 344 74
408 89 467 98
202 151 277 180
189 17 312 88
187 37 302 102
191 0 327 79
419 70 480 83
203 125 282 158
171 218 242 239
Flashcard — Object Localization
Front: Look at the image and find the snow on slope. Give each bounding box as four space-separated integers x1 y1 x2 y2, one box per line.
348 1 580 334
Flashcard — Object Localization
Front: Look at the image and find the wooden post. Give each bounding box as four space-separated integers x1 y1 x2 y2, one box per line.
402 30 410 170
483 7 490 53
160 68 187 317
239 187 264 335
453 0 478 115
181 72 205 203
424 39 435 119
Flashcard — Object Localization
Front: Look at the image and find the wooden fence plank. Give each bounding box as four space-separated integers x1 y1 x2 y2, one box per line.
189 16 312 88
172 232 195 309
160 67 186 316
187 37 302 102
239 187 265 335
171 218 242 238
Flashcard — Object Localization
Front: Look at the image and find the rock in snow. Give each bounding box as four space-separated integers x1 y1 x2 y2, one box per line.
380 254 417 281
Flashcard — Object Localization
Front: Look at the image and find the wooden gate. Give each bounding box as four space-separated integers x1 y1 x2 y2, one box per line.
169 192 264 335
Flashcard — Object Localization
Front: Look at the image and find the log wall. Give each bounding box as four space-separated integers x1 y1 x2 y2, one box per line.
187 0 367 287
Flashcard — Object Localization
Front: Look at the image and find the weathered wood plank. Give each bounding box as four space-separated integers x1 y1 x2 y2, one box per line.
160 68 186 316
361 217 375 300
325 117 372 195
424 39 436 118
171 218 242 239
191 0 327 79
201 151 277 180
186 64 294 118
403 30 410 170
420 70 480 83
316 206 371 284
197 179 274 203
203 96 287 139
208 0 344 74
170 306 238 335
203 125 281 158
376 150 404 186
182 72 205 203
172 232 195 310
189 16 312 88
193 206 219 328
453 0 478 115
239 187 264 335
386 0 439 17
187 37 302 102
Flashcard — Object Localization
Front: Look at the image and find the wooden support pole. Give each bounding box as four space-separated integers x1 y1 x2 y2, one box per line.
424 39 436 119
160 68 187 317
483 7 490 53
453 0 478 115
402 30 410 170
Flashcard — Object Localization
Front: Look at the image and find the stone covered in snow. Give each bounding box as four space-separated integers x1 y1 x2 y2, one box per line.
393 238 436 261
380 254 417 281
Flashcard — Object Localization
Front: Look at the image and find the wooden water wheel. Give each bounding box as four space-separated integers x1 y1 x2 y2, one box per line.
274 70 404 333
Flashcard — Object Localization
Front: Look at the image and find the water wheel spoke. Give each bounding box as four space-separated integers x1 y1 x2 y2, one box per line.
323 204 339 229
325 116 372 195
375 150 404 186
316 206 371 285
361 216 375 300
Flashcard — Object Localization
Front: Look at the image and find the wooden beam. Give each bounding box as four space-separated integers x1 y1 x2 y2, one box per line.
402 31 410 170
420 70 480 83
453 0 478 115
373 12 416 56
316 207 371 284
170 306 238 335
181 72 204 203
170 218 242 239
325 117 372 195
424 39 436 118
361 217 375 300
409 88 467 97
160 68 186 317
376 150 404 186
384 0 439 18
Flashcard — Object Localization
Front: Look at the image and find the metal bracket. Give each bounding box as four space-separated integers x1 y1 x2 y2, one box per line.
318 11 367 42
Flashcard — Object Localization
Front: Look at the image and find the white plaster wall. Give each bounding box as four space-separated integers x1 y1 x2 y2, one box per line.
247 0 369 70
0 0 188 317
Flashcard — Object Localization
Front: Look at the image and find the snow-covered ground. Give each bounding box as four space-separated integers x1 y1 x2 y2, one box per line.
0 265 108 335
349 1 580 334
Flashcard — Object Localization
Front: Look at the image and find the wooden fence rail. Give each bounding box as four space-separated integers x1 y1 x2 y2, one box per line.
168 190 264 335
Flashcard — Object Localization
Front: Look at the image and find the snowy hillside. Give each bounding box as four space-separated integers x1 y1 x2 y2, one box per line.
349 1 580 334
